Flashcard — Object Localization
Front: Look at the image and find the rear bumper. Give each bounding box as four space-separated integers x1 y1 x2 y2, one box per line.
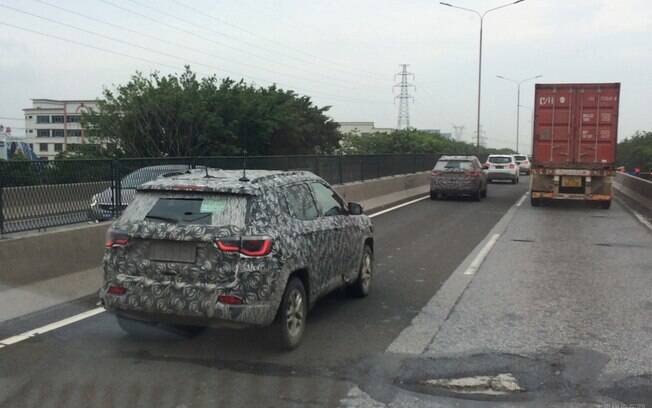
487 172 516 180
430 179 480 194
531 192 612 201
100 278 279 327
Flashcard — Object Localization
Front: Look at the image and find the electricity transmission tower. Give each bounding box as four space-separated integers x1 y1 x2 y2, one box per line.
452 125 465 142
475 126 487 148
394 64 415 130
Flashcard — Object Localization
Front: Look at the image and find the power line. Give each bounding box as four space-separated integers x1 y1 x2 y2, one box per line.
231 0 393 82
394 64 415 130
0 116 24 121
130 0 388 85
98 0 387 91
30 0 361 90
2 3 389 104
165 0 390 83
0 21 390 106
6 2 373 93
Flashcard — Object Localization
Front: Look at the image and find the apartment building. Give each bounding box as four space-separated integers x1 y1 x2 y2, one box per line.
23 99 98 160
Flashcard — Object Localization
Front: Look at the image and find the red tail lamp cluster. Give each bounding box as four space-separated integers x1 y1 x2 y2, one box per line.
217 295 243 305
105 230 129 249
214 237 272 257
107 286 126 295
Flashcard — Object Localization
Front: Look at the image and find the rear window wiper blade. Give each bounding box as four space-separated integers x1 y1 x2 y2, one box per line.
145 215 178 223
182 213 212 222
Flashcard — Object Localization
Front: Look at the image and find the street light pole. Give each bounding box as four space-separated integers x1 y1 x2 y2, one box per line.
496 74 542 152
440 0 525 153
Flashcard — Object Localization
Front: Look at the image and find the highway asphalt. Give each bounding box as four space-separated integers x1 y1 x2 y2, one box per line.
0 179 528 408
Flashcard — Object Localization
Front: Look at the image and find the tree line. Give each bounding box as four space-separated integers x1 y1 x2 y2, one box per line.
75 67 341 158
616 131 652 172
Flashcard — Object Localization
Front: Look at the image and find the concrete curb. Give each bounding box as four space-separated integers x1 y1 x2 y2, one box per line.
386 192 526 355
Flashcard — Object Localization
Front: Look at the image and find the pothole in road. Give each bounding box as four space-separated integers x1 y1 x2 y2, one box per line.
420 372 525 396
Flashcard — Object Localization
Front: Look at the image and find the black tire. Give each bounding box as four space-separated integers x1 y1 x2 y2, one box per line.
347 245 373 298
481 185 487 198
600 200 611 209
511 177 517 184
473 188 481 201
276 277 308 350
531 197 541 207
430 191 438 200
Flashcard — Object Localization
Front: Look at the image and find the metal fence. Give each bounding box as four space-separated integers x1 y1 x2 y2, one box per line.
0 154 437 234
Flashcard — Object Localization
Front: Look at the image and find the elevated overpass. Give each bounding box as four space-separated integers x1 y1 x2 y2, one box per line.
0 173 650 407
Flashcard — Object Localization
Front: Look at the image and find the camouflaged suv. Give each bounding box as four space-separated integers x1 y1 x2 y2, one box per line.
100 169 374 349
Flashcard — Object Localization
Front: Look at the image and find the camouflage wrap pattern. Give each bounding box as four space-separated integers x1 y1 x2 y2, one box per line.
100 170 373 327
430 172 481 193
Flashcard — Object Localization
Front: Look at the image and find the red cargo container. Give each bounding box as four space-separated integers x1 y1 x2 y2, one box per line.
530 83 620 208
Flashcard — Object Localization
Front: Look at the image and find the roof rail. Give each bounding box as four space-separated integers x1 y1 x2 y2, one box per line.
250 170 308 184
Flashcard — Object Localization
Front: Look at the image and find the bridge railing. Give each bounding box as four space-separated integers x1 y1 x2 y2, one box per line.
0 154 438 234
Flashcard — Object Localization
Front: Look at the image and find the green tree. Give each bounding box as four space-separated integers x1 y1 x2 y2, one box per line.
339 129 515 156
617 131 652 171
9 150 29 161
82 67 340 158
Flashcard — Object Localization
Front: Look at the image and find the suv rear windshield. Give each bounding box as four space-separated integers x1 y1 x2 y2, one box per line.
514 155 527 161
434 160 473 170
119 192 248 227
488 156 512 164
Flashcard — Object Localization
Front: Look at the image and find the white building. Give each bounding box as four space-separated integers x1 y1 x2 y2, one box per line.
337 122 394 135
23 99 98 160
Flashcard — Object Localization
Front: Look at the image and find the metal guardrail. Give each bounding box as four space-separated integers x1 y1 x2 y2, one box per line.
0 154 437 234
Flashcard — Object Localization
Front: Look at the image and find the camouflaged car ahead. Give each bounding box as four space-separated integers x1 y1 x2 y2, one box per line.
100 169 374 349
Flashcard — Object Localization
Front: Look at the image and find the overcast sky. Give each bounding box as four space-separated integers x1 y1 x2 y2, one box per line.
1 0 650 152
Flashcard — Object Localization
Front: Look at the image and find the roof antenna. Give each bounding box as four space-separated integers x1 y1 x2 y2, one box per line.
239 148 250 182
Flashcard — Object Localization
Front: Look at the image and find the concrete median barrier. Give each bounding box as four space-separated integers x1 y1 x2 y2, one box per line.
0 171 430 291
613 172 652 211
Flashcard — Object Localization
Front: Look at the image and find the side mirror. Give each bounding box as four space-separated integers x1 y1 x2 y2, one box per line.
348 202 363 215
482 164 489 170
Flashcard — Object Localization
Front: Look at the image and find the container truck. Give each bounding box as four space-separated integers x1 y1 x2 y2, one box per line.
530 83 620 209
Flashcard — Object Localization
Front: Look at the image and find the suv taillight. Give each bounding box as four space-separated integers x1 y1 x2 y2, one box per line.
467 170 481 177
215 237 272 257
105 230 129 248
509 163 515 169
431 170 441 176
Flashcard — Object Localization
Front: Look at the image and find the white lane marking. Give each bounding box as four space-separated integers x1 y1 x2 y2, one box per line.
368 195 429 218
0 307 104 349
0 195 431 350
515 193 528 207
463 233 501 276
632 209 652 231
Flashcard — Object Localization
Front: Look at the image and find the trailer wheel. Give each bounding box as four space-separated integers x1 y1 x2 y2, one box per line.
600 200 611 209
531 197 541 207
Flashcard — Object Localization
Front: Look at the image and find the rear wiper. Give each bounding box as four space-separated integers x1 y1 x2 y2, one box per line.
182 213 212 222
145 215 178 223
